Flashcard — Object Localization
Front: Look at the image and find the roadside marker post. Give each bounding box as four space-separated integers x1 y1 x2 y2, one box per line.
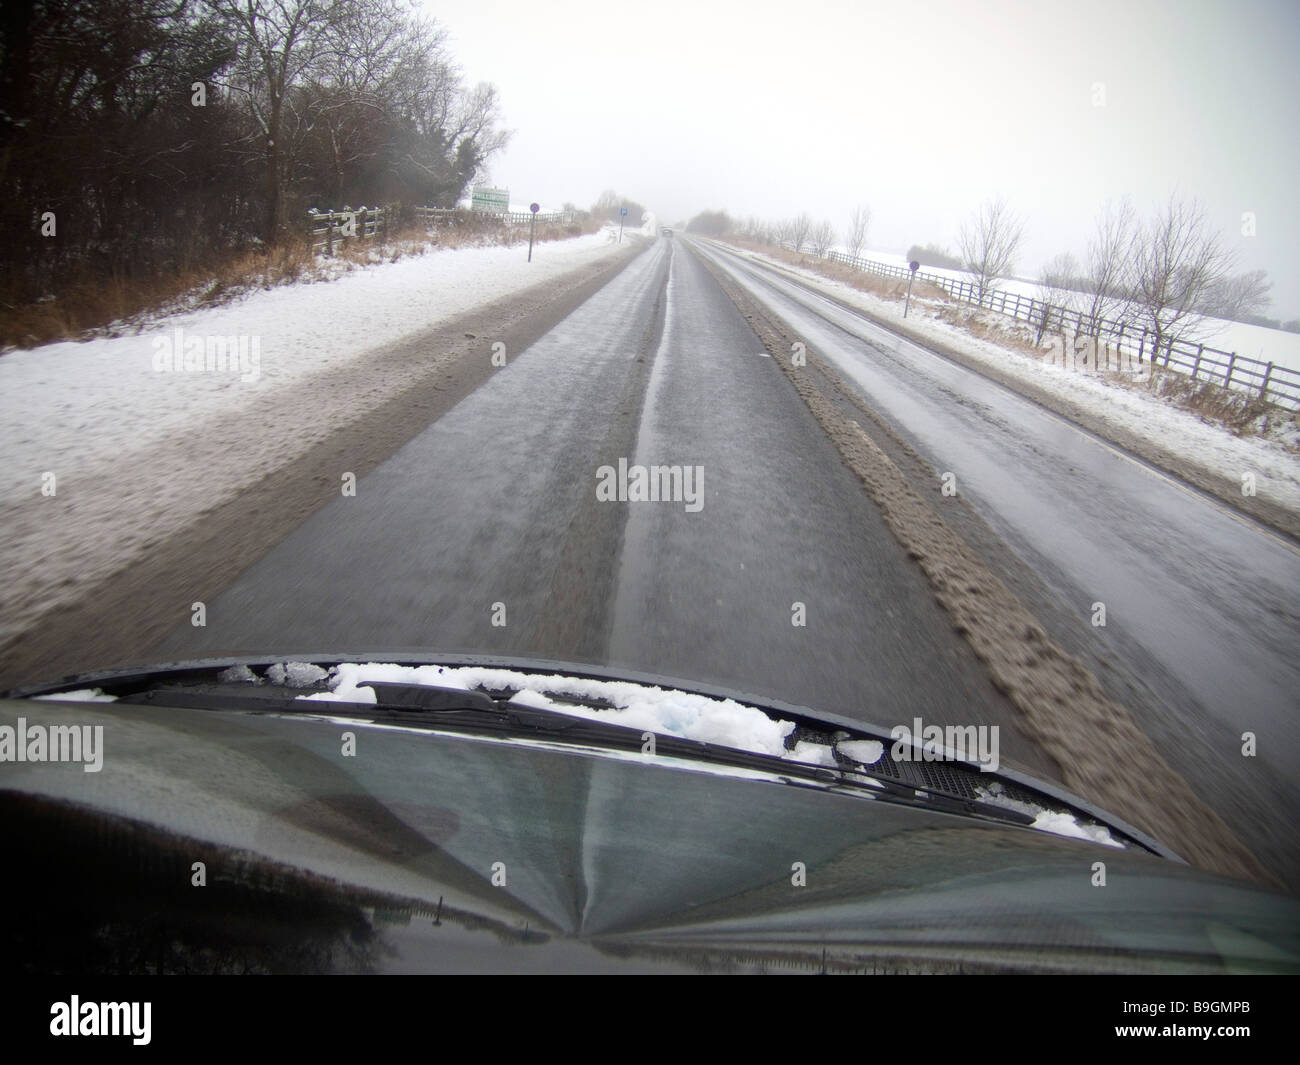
904 260 919 318
619 206 627 243
528 202 540 261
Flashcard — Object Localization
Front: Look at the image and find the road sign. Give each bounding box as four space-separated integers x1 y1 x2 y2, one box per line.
530 203 539 213
619 207 628 216
471 185 509 213
905 262 920 317
909 260 920 272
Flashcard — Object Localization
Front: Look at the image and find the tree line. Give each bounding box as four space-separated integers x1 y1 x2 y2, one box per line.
691 196 1287 346
0 0 511 306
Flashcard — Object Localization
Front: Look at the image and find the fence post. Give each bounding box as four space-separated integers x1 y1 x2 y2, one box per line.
1224 352 1236 388
1192 344 1203 381
1259 361 1273 400
1138 328 1147 363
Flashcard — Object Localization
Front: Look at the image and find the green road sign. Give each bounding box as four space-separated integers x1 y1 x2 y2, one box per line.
471 186 510 213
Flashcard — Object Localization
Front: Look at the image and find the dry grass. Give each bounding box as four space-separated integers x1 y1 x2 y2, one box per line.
0 242 318 351
0 214 604 352
1142 366 1293 438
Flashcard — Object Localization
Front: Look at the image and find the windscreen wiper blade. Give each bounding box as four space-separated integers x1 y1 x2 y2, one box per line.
114 680 1031 825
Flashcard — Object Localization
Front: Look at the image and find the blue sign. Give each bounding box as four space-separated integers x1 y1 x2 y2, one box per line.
620 208 628 216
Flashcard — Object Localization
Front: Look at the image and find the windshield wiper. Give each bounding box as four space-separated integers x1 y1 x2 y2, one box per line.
110 678 1035 828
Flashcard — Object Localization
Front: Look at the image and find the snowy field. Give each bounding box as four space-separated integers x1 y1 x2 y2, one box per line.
847 247 1300 375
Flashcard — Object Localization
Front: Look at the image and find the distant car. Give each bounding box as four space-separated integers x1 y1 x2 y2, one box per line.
661 227 673 237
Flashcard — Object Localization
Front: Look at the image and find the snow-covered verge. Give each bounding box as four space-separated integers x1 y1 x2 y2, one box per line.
0 228 640 649
2 226 630 499
843 245 1300 375
717 241 1300 520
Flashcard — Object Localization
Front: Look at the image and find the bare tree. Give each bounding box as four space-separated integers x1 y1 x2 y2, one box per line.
1082 198 1136 335
789 212 812 254
1131 195 1235 354
1198 269 1272 322
957 196 1025 304
847 204 871 261
811 219 836 257
206 0 351 243
1034 251 1081 344
304 5 453 203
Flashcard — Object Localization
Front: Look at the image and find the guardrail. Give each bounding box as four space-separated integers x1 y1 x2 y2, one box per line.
307 205 390 255
815 249 1300 411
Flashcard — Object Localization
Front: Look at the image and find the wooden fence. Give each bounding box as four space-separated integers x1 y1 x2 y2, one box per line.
413 206 573 228
307 205 390 255
816 249 1300 411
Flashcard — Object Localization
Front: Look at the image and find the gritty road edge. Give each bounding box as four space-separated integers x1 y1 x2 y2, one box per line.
694 243 1281 891
0 239 651 691
710 239 1300 545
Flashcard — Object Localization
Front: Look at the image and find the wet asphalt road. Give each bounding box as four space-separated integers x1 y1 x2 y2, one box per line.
695 240 1300 889
151 238 1019 757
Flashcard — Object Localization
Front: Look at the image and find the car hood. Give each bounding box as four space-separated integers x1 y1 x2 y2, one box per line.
3 654 1299 974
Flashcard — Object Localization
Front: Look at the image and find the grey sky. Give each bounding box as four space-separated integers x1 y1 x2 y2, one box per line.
426 0 1300 317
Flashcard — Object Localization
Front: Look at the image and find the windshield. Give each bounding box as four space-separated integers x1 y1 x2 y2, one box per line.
1 0 1298 985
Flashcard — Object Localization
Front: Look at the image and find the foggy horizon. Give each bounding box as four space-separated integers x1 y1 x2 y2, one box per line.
433 0 1300 317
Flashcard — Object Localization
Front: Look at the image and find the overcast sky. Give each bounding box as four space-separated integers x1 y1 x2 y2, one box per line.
425 0 1300 317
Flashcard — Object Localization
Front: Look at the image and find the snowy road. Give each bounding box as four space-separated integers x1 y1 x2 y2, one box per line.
149 238 1024 756
695 239 1300 891
144 235 1300 890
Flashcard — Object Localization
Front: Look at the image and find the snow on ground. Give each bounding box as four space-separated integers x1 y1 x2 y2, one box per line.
0 227 628 503
0 227 635 648
734 245 1300 513
846 246 1300 375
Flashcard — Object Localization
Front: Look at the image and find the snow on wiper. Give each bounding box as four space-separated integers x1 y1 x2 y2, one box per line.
974 782 1125 849
16 658 1129 848
30 688 118 702
299 661 804 759
301 663 1123 847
